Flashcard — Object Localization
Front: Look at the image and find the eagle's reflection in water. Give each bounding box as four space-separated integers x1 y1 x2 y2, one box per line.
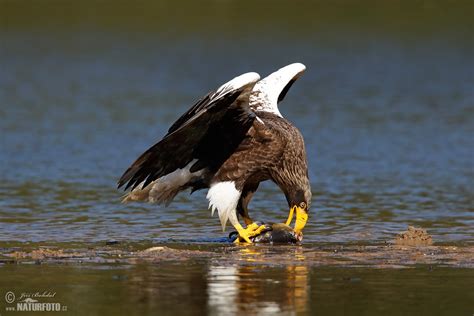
207 248 309 315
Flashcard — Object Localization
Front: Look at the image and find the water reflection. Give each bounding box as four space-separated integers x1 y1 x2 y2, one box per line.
207 247 309 314
2 263 473 315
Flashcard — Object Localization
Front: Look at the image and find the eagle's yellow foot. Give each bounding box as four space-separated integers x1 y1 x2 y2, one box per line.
233 222 269 244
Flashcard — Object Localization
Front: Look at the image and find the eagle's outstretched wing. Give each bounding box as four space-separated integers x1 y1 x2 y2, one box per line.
117 72 260 199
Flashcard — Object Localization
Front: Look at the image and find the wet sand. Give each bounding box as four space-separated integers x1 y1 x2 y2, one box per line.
2 226 472 268
3 242 473 268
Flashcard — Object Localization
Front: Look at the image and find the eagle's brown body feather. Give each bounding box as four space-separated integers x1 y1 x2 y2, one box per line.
214 111 310 210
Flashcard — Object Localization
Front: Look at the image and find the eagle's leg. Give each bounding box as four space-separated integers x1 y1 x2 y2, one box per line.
237 184 259 226
243 215 254 226
237 198 254 225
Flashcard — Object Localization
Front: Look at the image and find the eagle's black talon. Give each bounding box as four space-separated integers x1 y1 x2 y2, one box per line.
228 231 239 241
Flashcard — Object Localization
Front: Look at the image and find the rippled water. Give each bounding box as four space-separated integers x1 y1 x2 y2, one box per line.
1 1 473 315
1 17 473 244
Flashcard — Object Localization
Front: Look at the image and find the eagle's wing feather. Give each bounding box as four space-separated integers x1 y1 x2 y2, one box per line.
166 92 213 135
118 72 260 194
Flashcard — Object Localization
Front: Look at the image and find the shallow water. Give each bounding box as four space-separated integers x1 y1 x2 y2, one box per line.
1 2 473 245
0 1 473 314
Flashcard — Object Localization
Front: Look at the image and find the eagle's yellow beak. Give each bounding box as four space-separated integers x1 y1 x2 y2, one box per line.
294 206 308 233
285 205 308 234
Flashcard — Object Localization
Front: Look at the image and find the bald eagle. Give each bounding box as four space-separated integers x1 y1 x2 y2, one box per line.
118 63 311 243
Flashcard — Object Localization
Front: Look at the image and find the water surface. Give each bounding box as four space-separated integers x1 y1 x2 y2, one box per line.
0 1 473 314
1 262 473 316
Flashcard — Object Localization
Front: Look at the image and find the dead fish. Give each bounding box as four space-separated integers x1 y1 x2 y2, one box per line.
229 223 302 244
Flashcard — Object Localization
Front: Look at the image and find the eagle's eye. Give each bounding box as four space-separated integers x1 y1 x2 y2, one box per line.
299 202 307 209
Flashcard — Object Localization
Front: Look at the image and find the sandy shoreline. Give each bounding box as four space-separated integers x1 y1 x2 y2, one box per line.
2 242 473 268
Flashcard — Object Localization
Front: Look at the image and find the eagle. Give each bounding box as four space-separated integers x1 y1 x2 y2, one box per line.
118 63 311 243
